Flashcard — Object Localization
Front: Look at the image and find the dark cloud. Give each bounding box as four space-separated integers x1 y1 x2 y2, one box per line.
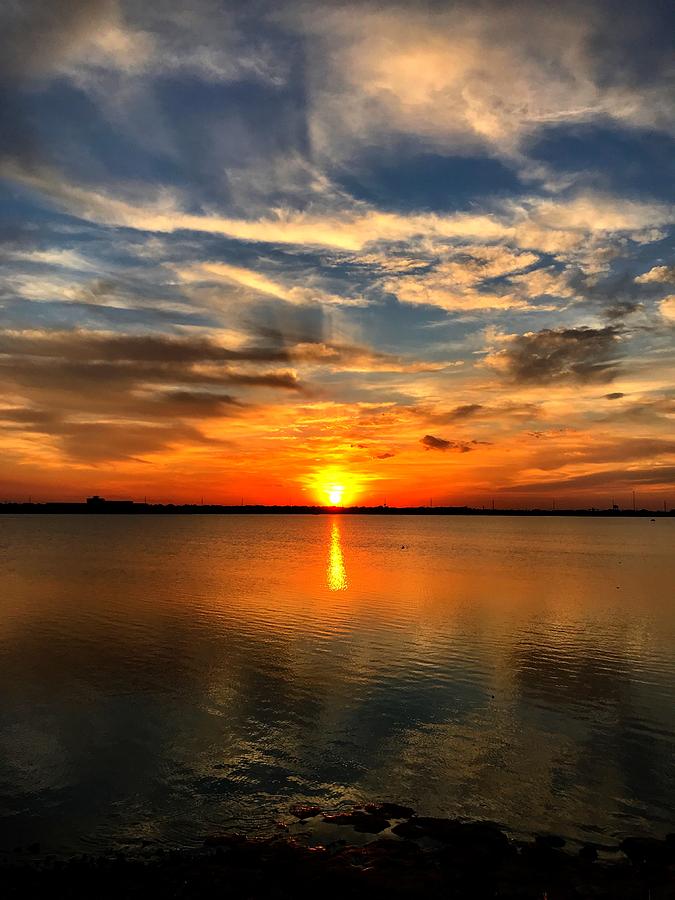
605 392 625 400
0 0 116 80
0 327 308 463
583 438 675 464
0 330 290 364
0 1 117 168
0 324 440 464
493 326 622 384
597 393 675 425
445 403 484 420
0 404 222 462
416 401 542 426
0 328 424 373
0 407 58 426
504 464 675 493
56 421 213 463
421 434 474 452
603 301 642 321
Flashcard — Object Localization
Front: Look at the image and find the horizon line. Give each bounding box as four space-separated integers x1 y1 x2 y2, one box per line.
0 499 672 516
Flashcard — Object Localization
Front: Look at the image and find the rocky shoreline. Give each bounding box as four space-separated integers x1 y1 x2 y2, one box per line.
3 804 674 898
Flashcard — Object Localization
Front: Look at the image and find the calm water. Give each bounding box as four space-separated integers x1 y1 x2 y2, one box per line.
0 514 674 854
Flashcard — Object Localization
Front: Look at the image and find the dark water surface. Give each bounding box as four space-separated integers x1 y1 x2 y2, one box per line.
0 514 673 853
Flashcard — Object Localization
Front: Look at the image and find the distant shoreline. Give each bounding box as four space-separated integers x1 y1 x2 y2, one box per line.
0 502 672 517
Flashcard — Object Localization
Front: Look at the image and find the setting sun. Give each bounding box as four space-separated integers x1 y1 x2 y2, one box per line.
327 485 345 505
306 468 366 507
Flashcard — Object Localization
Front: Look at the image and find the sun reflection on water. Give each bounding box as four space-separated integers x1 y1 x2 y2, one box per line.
327 520 348 591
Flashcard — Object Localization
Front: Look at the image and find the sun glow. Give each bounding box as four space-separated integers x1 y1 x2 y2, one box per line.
308 468 363 507
326 484 345 506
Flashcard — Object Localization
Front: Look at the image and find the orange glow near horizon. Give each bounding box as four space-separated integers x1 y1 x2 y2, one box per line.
310 468 364 507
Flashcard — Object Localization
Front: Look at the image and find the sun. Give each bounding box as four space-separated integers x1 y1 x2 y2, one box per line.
307 468 361 506
326 484 345 506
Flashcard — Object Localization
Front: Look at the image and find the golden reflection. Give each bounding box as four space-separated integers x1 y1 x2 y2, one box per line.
327 520 348 591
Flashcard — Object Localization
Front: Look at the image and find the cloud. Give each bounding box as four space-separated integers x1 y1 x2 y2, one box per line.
0 329 289 364
603 301 642 321
0 0 281 86
0 159 512 250
421 434 475 453
605 392 625 400
579 438 675 465
597 393 675 425
0 1 120 80
0 328 436 375
46 420 213 463
301 0 675 167
417 401 542 426
0 325 457 465
505 464 675 493
444 404 484 421
3 157 673 271
659 296 675 321
178 261 366 307
635 265 675 284
383 245 543 311
507 267 576 300
0 328 308 463
486 326 622 384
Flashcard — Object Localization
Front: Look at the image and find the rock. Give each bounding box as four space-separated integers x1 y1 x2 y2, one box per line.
620 836 668 867
535 833 566 849
352 815 390 834
390 819 427 840
203 833 245 848
322 812 390 834
289 804 322 820
364 802 415 819
407 816 461 842
579 844 598 863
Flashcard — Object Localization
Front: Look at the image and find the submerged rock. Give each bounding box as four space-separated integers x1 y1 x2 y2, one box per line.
203 833 246 848
364 802 415 819
579 844 598 863
322 811 390 833
620 836 670 867
290 804 322 820
535 833 566 849
7 806 675 899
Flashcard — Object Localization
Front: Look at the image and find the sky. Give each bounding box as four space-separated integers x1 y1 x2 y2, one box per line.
1 0 674 507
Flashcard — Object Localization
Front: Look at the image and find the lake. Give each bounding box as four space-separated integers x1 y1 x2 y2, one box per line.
0 514 673 854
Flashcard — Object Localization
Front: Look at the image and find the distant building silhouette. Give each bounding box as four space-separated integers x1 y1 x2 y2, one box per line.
86 495 135 510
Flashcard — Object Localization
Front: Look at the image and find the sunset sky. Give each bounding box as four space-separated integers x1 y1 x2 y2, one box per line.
1 0 674 507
